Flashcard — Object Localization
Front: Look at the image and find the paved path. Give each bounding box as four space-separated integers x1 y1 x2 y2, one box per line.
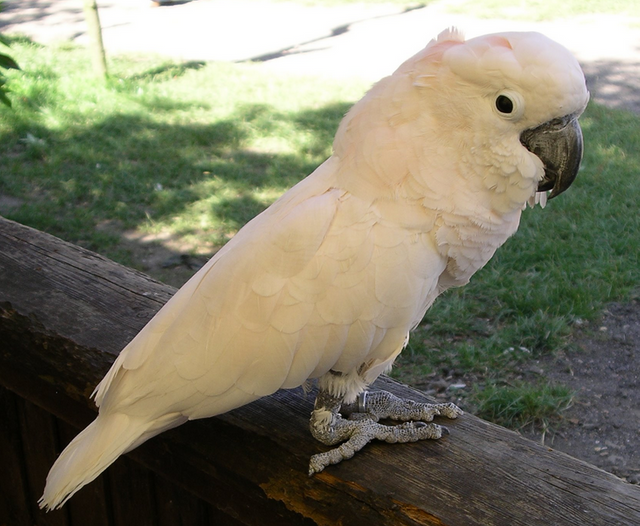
1 0 639 112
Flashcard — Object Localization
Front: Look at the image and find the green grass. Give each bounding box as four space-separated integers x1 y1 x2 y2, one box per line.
0 39 369 259
472 380 574 430
1 38 639 429
444 0 640 21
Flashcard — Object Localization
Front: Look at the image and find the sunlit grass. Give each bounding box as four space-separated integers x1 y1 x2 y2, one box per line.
0 39 368 258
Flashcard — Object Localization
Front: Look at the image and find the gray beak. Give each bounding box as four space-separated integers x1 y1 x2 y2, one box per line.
520 114 584 199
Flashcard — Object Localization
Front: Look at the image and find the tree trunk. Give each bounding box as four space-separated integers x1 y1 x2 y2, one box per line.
83 0 107 79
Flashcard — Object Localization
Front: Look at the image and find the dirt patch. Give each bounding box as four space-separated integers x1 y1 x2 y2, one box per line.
0 194 24 216
522 300 640 484
123 241 209 289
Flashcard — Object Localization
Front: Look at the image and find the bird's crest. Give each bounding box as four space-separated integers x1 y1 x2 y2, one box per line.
434 27 465 44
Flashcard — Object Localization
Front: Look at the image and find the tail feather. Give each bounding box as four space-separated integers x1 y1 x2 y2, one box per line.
39 412 185 511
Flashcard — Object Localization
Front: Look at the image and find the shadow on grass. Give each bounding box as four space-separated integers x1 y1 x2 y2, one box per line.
126 61 207 82
0 87 351 284
582 58 640 114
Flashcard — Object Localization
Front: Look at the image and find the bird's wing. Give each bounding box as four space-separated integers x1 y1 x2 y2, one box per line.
94 155 446 418
93 158 339 409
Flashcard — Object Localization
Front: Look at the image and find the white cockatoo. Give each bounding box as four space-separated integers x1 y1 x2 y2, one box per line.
40 28 588 510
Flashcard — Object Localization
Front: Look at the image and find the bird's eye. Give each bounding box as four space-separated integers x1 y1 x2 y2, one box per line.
495 94 514 114
493 90 525 120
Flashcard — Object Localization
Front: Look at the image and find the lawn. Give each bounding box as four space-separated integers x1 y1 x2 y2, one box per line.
1 36 638 429
0 39 369 258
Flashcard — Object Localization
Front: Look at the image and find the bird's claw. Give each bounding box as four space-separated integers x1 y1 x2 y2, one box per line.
308 390 461 475
343 390 463 422
309 419 448 475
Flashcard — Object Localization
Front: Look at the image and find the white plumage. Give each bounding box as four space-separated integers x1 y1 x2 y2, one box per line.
40 28 588 510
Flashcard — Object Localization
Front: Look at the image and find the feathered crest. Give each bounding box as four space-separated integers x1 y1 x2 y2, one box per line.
434 27 465 44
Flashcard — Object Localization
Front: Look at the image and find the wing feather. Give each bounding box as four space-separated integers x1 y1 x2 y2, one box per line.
94 157 449 424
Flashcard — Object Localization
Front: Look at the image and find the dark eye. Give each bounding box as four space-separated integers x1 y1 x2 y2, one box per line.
495 94 514 114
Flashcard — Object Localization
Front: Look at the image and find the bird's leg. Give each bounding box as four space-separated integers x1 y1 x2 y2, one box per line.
308 389 462 475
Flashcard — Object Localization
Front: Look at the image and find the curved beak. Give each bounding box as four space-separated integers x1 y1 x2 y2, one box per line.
520 114 584 199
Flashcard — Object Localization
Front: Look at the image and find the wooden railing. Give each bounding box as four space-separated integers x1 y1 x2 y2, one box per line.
1 215 639 525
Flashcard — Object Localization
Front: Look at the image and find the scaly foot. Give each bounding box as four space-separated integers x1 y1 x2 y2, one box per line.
308 390 462 475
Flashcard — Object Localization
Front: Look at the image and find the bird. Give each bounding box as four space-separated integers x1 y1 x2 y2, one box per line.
39 28 589 510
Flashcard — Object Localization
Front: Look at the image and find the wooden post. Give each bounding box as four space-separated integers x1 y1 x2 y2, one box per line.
83 0 108 79
0 216 639 525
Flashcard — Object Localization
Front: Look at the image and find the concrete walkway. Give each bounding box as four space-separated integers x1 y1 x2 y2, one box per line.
1 0 639 112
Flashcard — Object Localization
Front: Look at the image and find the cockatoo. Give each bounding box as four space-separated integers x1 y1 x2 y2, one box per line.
40 28 588 510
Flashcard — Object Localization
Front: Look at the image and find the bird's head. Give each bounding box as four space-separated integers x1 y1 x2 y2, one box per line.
398 29 590 201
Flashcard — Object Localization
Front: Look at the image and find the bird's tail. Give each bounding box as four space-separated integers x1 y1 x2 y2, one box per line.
39 411 186 511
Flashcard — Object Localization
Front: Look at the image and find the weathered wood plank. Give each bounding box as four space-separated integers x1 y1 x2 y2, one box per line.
153 473 211 526
0 387 35 526
1 215 639 526
108 456 157 526
16 398 71 526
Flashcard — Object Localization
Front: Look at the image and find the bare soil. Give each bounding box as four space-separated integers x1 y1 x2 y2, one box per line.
523 301 640 484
